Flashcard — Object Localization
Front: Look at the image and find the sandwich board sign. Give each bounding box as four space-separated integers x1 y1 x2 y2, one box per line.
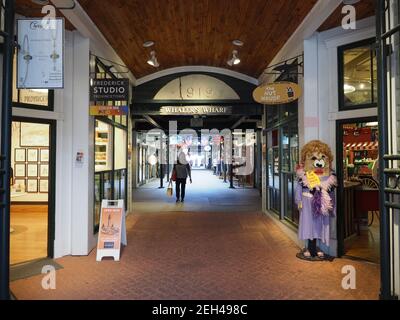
96 200 127 262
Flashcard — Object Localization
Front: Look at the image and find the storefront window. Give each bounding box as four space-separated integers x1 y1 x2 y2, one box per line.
92 56 129 234
265 68 299 222
338 38 377 110
95 120 113 172
12 55 53 110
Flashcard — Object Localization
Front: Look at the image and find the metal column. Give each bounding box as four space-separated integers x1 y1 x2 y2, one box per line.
376 0 400 300
0 0 15 301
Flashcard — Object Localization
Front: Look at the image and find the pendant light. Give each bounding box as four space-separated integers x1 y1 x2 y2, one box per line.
227 40 243 67
227 50 241 66
147 51 160 68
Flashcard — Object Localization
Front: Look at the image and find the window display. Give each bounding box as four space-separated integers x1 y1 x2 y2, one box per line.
11 121 50 202
95 120 113 172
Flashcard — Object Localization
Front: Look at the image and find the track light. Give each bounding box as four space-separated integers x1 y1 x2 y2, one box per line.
227 50 240 66
147 51 159 68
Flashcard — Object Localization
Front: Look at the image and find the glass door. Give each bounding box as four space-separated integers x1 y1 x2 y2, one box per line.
282 121 299 225
267 129 280 213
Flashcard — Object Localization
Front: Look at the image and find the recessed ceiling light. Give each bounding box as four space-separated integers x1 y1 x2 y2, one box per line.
143 41 155 48
232 40 244 47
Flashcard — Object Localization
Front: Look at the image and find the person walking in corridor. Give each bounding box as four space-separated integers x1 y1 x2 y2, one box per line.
172 153 192 203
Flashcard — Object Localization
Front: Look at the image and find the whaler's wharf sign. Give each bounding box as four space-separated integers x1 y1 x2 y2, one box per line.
160 106 232 115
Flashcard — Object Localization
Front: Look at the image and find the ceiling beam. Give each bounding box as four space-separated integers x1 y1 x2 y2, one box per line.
232 116 247 130
143 115 163 129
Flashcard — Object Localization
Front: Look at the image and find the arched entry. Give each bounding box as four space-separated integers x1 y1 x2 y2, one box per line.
131 71 263 207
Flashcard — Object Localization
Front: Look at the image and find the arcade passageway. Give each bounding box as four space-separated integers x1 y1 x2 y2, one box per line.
11 170 379 300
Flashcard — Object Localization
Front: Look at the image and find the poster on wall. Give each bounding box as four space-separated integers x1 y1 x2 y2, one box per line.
17 18 64 89
96 200 127 262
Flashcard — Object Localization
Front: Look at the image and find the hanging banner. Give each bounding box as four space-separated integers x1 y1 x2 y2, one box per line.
253 81 302 105
17 18 65 89
90 79 130 101
96 200 127 262
90 105 129 116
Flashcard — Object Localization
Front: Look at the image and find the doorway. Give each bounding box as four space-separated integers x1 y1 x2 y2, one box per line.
337 117 380 263
10 118 56 265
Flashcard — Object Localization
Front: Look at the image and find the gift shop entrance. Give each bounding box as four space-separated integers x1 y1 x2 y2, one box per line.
9 118 55 265
337 117 380 263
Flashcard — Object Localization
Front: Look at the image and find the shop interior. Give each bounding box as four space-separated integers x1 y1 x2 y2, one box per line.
340 121 380 263
10 121 50 265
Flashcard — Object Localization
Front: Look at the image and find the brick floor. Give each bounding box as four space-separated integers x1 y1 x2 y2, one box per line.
10 211 380 300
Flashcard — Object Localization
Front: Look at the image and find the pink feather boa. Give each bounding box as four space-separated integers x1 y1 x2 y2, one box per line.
296 166 337 216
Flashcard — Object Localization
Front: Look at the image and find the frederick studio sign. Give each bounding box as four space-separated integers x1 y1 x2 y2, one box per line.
90 79 129 101
160 106 232 115
253 81 302 105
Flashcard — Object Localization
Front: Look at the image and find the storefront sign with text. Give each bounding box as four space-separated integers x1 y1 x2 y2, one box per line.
160 106 232 115
253 82 302 105
90 105 129 116
90 79 129 101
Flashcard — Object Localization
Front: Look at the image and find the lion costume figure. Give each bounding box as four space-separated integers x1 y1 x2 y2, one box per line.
295 140 337 260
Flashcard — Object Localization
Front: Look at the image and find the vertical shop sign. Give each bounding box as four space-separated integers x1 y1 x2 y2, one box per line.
17 18 64 89
96 200 127 261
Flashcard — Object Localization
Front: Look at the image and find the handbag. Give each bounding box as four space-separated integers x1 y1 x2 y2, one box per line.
166 181 173 197
171 168 177 182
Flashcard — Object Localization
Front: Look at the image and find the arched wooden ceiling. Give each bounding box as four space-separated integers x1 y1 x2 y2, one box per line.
78 0 318 79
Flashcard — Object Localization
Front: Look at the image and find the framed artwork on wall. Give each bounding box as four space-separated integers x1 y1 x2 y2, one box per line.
15 164 26 177
27 149 39 162
20 122 50 147
14 179 26 192
40 164 49 177
40 149 49 162
39 179 49 193
27 164 38 177
15 149 26 162
27 179 38 193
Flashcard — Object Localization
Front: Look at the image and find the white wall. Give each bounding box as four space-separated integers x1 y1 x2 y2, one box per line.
301 17 377 256
11 30 95 258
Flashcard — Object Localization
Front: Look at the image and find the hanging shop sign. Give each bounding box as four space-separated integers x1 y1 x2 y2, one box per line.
253 81 302 105
160 106 232 115
90 79 130 101
96 200 127 262
90 105 129 116
17 18 65 89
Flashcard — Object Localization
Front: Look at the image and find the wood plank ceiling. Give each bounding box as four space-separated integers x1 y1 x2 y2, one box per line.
318 0 376 32
15 0 75 30
78 0 318 79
